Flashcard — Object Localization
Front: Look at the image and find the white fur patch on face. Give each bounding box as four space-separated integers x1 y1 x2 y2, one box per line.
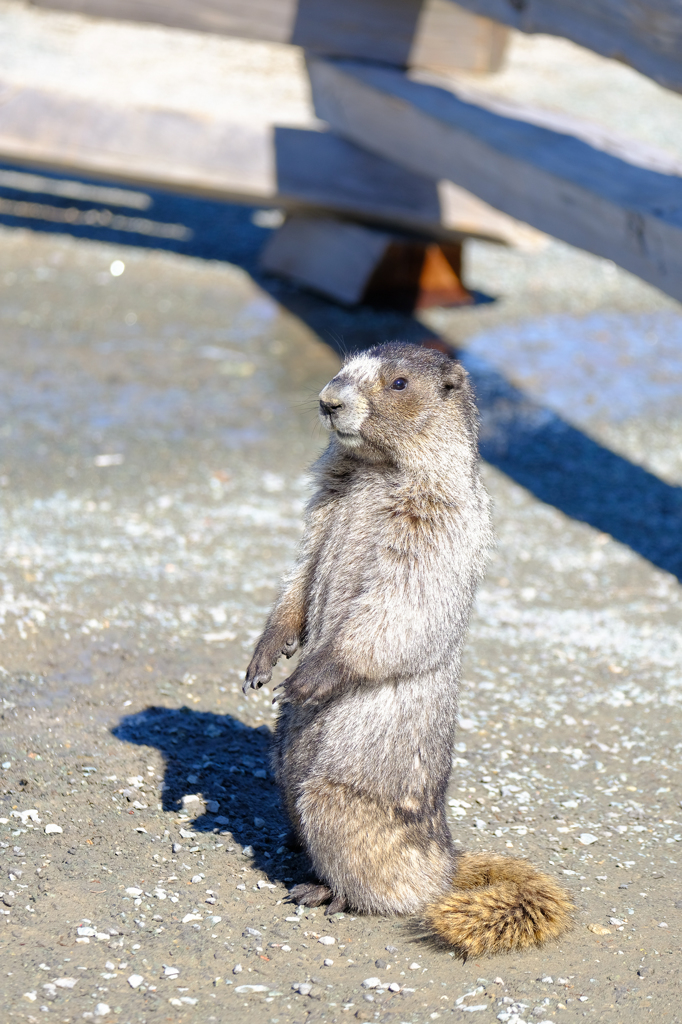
343 354 383 385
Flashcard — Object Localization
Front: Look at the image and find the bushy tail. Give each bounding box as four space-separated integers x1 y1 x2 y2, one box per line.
424 853 573 959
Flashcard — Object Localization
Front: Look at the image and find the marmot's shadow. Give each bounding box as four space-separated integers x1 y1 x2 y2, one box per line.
112 707 304 882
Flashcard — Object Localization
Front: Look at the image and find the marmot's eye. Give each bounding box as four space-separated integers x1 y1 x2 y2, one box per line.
391 378 408 391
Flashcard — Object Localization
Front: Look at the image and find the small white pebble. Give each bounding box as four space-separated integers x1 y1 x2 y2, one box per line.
163 966 179 977
318 936 335 945
281 945 291 952
104 962 115 972
542 977 553 984
409 962 421 970
125 888 143 897
578 833 598 846
579 996 588 1002
388 982 401 992
55 978 77 988
659 922 669 928
94 1003 110 1017
127 974 144 989
233 964 243 975
362 977 381 989
236 884 246 891
324 959 334 966
23 992 37 1002
191 875 203 884
44 824 63 835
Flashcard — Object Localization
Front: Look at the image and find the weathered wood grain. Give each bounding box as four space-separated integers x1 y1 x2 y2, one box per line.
308 57 682 302
28 0 508 73
445 0 682 94
0 82 537 245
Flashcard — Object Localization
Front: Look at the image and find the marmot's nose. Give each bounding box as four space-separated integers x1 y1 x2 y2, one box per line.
320 397 343 416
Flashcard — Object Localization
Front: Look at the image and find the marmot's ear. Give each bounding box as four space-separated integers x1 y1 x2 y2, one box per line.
441 361 466 395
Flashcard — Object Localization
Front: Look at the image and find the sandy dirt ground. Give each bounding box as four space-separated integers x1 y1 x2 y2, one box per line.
0 218 680 1024
1 4 682 1024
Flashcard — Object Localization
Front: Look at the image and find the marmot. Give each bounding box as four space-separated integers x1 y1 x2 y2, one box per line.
244 342 571 958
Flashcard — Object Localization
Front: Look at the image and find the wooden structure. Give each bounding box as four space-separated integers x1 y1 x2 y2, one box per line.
29 0 509 72
6 0 681 304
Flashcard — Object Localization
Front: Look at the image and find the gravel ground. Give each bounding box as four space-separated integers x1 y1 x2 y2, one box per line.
0 218 681 1024
1 4 682 1022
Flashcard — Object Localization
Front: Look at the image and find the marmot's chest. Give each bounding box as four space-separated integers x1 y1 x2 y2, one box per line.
306 476 453 624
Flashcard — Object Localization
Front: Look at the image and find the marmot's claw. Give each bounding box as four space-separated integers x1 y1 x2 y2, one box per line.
325 894 348 915
243 665 273 694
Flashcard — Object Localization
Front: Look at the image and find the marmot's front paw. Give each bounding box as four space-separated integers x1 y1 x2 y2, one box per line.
274 657 340 705
243 634 299 694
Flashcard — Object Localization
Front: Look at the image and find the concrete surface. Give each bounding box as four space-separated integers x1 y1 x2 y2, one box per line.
0 3 681 1023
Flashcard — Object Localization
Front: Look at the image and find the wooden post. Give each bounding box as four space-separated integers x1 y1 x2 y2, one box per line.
260 213 472 309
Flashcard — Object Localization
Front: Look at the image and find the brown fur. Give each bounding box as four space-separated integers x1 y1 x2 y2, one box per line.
244 342 572 954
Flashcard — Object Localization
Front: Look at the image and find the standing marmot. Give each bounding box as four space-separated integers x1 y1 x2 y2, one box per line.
244 342 571 957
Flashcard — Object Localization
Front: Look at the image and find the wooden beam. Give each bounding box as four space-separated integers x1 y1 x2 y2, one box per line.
307 57 682 302
0 82 538 246
261 215 394 304
411 0 508 74
28 0 508 73
442 0 682 94
29 0 298 43
260 213 472 308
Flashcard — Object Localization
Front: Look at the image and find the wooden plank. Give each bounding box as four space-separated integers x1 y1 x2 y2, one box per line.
0 81 541 246
261 215 393 304
445 0 682 94
28 0 508 73
261 213 472 307
29 0 298 43
307 57 682 302
411 0 508 74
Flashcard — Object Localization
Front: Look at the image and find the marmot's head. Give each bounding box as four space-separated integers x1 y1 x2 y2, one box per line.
318 342 477 467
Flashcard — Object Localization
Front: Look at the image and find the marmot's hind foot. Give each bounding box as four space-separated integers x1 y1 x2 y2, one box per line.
325 894 347 915
289 882 332 907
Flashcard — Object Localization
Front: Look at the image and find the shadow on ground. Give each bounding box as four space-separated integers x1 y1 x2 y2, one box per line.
112 707 310 884
3 159 681 580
